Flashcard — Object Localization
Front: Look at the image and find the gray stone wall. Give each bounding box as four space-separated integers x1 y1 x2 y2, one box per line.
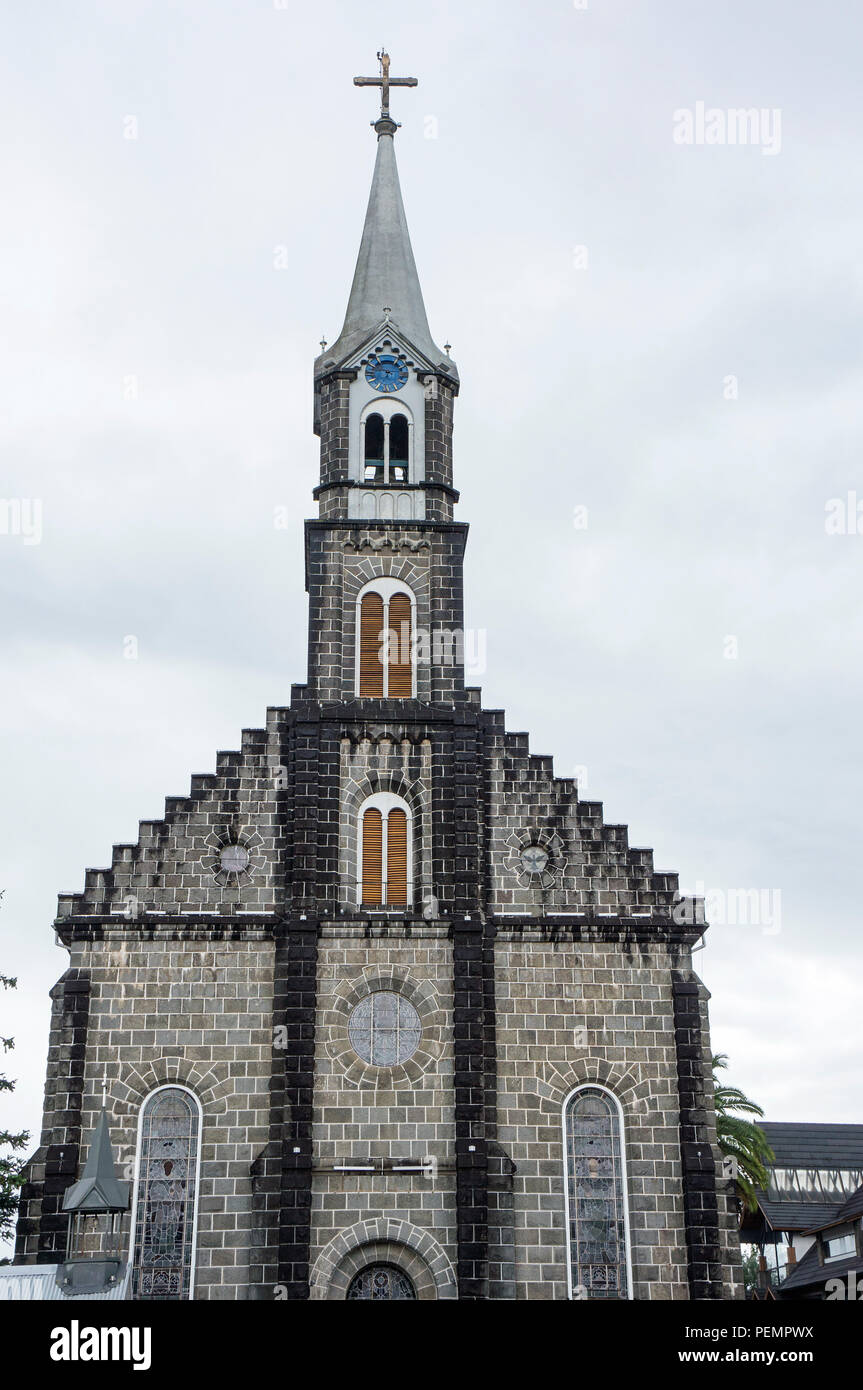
33 933 275 1300
494 931 692 1300
308 925 458 1297
55 720 287 922
16 680 740 1299
304 521 469 704
486 732 682 916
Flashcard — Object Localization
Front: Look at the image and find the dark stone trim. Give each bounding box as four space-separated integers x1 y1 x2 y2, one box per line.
452 921 489 1299
18 969 91 1264
266 920 319 1300
304 517 470 537
672 971 723 1299
312 480 461 504
450 720 492 1297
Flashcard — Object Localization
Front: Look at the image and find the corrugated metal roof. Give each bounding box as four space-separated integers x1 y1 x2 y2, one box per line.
0 1265 131 1301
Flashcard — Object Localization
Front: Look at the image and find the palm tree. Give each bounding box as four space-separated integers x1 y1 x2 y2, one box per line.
712 1053 773 1213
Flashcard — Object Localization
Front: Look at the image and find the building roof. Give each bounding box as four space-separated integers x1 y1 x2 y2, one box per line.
0 1265 131 1301
800 1182 863 1236
779 1241 863 1296
756 1198 846 1234
759 1122 863 1166
314 122 455 380
61 1108 130 1213
748 1123 863 1233
836 1184 863 1222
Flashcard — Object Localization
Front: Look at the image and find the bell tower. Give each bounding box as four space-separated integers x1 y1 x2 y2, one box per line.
305 50 466 705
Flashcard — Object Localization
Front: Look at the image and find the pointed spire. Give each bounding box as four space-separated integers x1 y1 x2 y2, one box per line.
316 55 456 379
62 1108 129 1212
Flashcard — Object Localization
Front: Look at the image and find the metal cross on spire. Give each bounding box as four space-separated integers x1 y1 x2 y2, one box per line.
354 48 418 124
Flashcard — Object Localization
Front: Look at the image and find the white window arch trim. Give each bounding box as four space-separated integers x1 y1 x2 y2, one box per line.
561 1082 634 1301
359 398 414 485
355 578 418 699
356 790 414 907
127 1082 204 1300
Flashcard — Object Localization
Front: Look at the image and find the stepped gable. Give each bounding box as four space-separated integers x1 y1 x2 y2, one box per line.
56 690 694 928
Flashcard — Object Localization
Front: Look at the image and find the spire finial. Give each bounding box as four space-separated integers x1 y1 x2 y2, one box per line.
353 48 418 133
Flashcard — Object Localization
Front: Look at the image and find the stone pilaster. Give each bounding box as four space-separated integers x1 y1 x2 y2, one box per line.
672 971 723 1299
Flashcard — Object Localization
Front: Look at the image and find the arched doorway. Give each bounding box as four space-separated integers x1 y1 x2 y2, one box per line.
347 1264 417 1300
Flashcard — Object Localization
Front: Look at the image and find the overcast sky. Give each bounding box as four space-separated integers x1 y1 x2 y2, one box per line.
2 0 862 1238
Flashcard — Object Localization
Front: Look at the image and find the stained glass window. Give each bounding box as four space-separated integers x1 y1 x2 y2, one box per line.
132 1088 200 1300
348 991 421 1066
564 1087 630 1299
347 1264 417 1300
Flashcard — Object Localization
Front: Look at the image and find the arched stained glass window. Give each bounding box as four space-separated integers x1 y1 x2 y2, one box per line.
131 1087 201 1301
347 1264 417 1299
563 1086 631 1300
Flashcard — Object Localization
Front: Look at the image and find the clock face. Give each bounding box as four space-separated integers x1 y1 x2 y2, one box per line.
365 353 408 393
520 846 549 876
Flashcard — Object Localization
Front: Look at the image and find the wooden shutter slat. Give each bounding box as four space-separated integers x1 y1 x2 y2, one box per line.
387 593 412 698
387 808 408 906
359 593 384 696
361 808 383 905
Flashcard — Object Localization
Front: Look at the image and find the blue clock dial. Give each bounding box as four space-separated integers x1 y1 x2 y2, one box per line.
365 353 408 393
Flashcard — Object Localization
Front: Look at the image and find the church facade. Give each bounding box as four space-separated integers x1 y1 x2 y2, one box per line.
13 57 742 1301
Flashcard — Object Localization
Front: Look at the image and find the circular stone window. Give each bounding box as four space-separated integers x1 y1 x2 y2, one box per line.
219 844 250 874
348 992 421 1067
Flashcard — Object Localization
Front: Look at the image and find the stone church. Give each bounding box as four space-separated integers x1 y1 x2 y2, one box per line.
13 55 741 1301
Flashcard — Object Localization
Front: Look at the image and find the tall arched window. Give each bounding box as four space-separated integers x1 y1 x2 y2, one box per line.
389 413 409 483
357 581 415 698
359 793 412 907
130 1086 201 1301
563 1085 632 1300
363 413 385 482
361 402 413 484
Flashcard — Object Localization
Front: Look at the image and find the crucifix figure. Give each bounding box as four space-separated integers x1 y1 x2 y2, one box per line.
354 48 418 120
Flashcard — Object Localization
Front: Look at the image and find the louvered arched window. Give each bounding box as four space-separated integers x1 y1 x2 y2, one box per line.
563 1085 632 1300
359 794 412 907
357 582 415 698
130 1086 201 1301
